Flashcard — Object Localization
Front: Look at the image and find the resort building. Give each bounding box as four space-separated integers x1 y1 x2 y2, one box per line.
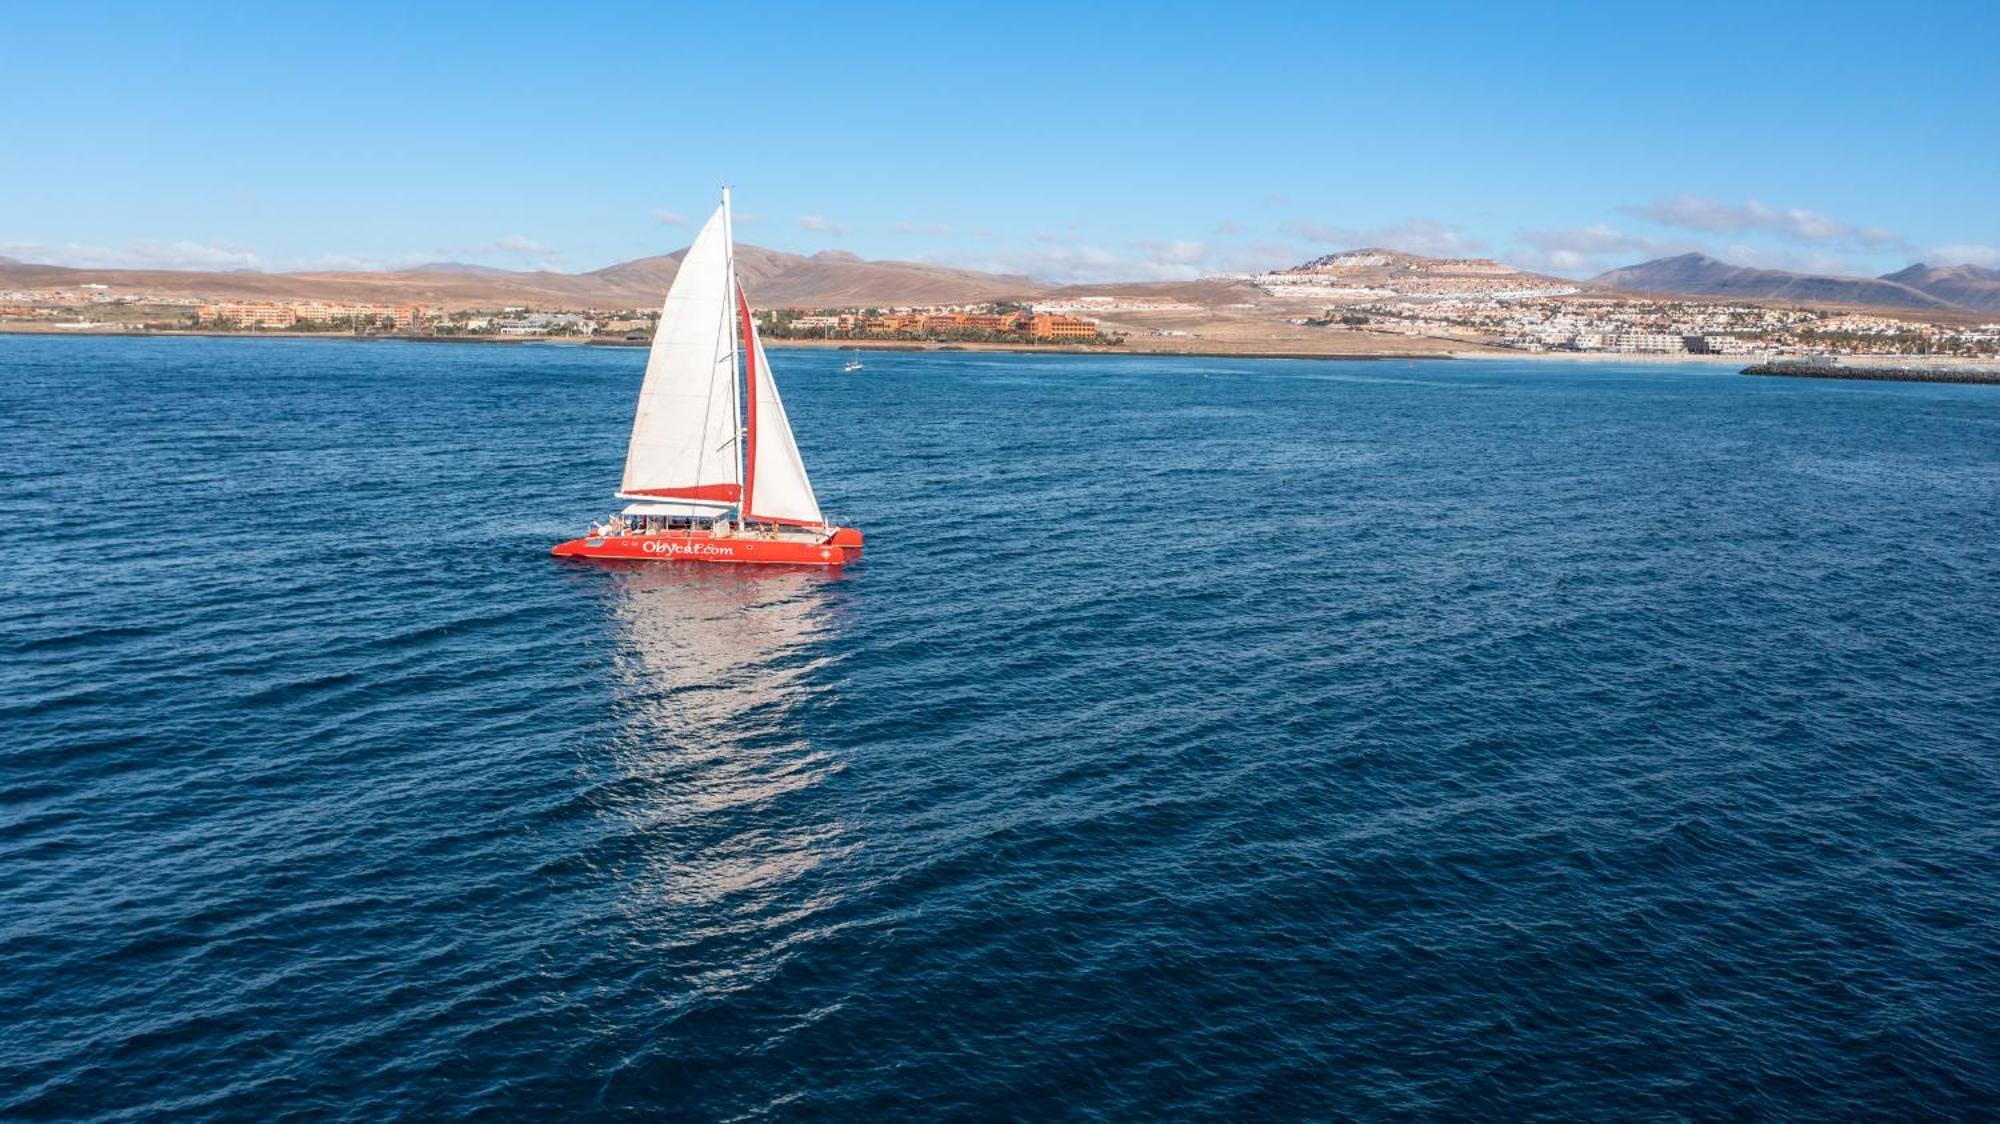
763 305 1103 344
1028 313 1097 341
1611 332 1686 354
196 301 299 328
195 300 427 329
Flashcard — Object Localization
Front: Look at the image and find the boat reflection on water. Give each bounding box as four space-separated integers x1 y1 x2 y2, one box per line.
589 563 855 976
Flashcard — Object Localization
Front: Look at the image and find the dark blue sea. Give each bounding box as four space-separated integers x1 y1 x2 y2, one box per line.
3 335 1997 1119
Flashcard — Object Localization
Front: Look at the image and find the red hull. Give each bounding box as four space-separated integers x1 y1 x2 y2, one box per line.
550 529 857 567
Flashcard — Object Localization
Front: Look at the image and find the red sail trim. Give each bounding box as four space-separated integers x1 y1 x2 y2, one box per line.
737 283 759 522
746 515 827 528
626 483 742 501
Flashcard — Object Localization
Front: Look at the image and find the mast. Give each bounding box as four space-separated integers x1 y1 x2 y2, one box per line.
739 283 759 519
721 185 743 516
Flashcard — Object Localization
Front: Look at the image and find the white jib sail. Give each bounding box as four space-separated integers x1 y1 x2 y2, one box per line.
619 204 741 505
745 308 825 525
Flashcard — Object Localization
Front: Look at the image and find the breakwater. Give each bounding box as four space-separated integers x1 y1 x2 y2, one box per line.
1744 361 2000 385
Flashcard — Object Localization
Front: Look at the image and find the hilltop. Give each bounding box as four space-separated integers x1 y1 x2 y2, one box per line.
1878 263 2000 313
1589 253 1976 312
1292 248 1530 278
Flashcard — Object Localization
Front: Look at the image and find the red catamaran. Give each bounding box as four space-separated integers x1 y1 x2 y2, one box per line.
553 189 863 566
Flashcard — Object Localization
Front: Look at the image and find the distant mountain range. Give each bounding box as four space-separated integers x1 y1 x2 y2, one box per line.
10 241 1998 317
0 246 1044 310
1591 253 2000 313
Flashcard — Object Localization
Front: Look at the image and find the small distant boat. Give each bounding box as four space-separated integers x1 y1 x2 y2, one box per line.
552 188 863 567
842 358 865 373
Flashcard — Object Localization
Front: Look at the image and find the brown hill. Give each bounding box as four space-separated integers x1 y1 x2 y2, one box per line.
1879 263 2000 313
756 251 1041 307
1592 253 1960 311
0 245 1045 311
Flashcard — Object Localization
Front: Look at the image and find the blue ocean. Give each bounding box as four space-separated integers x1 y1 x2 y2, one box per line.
3 335 1996 1118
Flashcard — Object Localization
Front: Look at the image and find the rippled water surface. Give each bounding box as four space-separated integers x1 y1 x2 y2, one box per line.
4 336 1998 1118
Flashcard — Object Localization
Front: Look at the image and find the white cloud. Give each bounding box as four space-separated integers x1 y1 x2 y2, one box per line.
1228 241 1314 273
486 233 560 265
1518 222 1647 255
1372 220 1486 257
1281 218 1486 258
1627 195 1903 250
960 235 1299 284
1131 239 1210 267
1280 219 1342 243
1507 223 1687 277
296 252 435 272
960 242 1195 284
0 239 263 270
795 214 843 236
967 243 1127 284
1925 243 2000 268
651 208 688 226
1524 250 1595 273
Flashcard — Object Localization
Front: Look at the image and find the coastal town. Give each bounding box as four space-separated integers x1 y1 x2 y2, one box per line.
4 249 1997 360
758 306 1108 343
1230 252 2000 358
0 287 1113 345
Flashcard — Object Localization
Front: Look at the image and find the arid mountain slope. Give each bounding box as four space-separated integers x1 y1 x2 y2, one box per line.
1592 253 1959 311
1878 263 2000 313
0 246 1044 310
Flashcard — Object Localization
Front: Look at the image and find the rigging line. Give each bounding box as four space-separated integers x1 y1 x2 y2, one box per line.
687 296 730 488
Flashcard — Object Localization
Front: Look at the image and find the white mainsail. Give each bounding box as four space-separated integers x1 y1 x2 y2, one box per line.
741 295 825 526
619 203 741 506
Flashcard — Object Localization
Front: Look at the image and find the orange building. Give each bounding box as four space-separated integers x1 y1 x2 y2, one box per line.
957 313 1017 333
293 301 427 328
1029 313 1098 341
868 314 924 333
854 309 1097 341
196 300 426 329
197 301 299 328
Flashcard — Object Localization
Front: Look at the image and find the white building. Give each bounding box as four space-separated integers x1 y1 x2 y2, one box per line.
1611 332 1685 354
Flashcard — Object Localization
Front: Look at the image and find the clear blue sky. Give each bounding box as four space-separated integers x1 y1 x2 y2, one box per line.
4 0 1995 281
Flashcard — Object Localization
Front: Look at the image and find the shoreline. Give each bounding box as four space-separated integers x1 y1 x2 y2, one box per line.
8 325 1992 371
760 337 1414 361
0 325 1451 361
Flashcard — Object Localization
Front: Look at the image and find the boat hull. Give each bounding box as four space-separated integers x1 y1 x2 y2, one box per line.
550 530 853 567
